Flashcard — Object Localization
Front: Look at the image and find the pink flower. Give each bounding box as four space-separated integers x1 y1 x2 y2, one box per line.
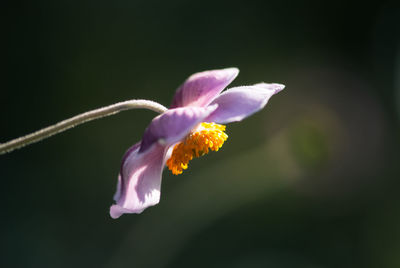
110 68 284 218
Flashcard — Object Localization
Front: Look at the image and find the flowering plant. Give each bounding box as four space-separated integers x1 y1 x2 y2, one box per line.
0 67 283 218
110 68 284 218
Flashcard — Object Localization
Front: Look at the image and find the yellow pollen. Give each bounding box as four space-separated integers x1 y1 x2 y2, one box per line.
166 122 228 175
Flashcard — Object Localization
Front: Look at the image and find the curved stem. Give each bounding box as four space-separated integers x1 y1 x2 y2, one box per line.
0 99 168 155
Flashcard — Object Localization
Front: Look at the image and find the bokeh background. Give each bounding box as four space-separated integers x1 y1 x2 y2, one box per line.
2 0 399 267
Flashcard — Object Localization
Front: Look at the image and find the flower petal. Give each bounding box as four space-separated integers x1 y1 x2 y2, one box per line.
139 105 217 153
112 142 141 202
110 143 168 219
206 83 285 124
170 68 239 108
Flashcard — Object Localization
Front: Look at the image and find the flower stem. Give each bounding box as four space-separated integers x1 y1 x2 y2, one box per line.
0 99 168 155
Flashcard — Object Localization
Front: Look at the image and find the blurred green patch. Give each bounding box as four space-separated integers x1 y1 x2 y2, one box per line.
289 119 330 171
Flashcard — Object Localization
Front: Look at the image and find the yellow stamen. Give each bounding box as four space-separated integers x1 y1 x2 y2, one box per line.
166 122 228 175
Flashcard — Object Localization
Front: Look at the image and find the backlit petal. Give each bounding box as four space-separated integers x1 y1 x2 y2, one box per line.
206 83 284 124
139 105 217 153
170 68 239 108
110 143 168 219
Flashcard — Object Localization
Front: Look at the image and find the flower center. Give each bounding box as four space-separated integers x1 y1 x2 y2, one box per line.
166 122 228 175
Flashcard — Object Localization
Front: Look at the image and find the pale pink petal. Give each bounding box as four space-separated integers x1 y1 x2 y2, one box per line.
110 143 168 219
170 68 239 108
139 105 217 153
205 83 285 124
112 142 141 202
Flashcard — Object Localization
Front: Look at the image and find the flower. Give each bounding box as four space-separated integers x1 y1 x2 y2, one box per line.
110 68 284 218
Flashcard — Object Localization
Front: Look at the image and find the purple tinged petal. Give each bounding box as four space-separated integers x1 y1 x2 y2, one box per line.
252 83 285 94
170 68 239 108
113 142 141 202
110 143 168 219
205 83 285 124
139 105 218 153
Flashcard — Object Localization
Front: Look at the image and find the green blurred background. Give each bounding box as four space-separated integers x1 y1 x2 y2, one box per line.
2 0 399 267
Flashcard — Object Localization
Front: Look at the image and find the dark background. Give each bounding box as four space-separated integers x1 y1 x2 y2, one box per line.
2 0 399 267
